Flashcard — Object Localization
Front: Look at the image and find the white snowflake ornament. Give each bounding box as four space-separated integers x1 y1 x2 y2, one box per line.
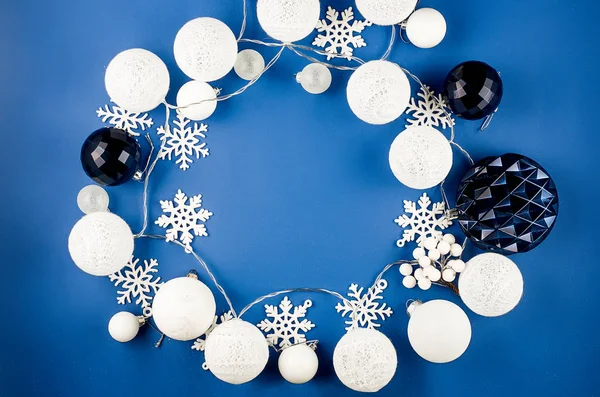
394 193 452 248
405 85 455 130
313 6 372 60
158 112 209 171
335 280 393 331
108 256 163 313
257 296 315 349
96 103 154 136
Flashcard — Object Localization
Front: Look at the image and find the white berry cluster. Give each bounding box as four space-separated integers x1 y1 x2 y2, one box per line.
399 233 466 290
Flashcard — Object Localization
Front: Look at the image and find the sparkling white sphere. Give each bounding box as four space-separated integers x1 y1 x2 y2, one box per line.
105 48 170 113
257 0 321 43
356 0 418 25
459 253 524 317
406 8 447 49
347 60 411 125
176 80 217 121
234 49 266 80
333 328 397 392
204 319 270 384
278 343 319 384
77 185 109 214
151 276 216 341
68 212 134 276
174 17 238 82
108 311 141 342
389 125 453 189
297 63 332 94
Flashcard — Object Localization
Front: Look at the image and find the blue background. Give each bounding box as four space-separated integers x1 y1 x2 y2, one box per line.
1 0 598 396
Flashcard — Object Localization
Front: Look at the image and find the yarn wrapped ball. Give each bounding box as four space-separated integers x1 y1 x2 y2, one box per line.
355 0 418 26
257 0 321 43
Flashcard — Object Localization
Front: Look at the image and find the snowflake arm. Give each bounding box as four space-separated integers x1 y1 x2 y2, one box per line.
96 103 153 136
405 85 455 130
108 257 163 309
395 193 452 248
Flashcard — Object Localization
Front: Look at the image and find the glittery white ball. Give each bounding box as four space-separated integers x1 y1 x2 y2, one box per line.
257 0 321 43
176 80 217 121
459 253 524 317
356 0 417 25
205 319 270 384
151 276 216 341
105 48 170 113
108 311 141 342
347 60 411 125
333 328 397 393
234 49 266 81
174 17 238 82
278 343 319 384
407 300 471 363
77 185 109 214
389 125 453 189
406 8 447 49
297 63 332 94
68 212 134 276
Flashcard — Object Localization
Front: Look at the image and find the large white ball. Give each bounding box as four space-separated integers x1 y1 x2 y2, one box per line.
234 49 265 81
68 212 133 276
257 0 321 43
406 8 447 49
356 0 418 26
173 17 238 82
105 48 170 113
347 60 411 125
278 343 319 384
388 125 453 189
204 319 270 384
151 276 216 341
333 328 397 392
176 80 217 121
108 311 141 343
459 253 524 317
407 300 471 363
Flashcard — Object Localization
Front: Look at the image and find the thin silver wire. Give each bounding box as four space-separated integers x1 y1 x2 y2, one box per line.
381 25 396 60
237 0 247 41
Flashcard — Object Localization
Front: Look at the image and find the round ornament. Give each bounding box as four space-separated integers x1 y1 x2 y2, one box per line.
104 48 170 113
68 212 134 276
173 17 238 82
459 253 524 317
204 319 270 385
333 328 397 392
234 49 266 81
347 60 411 125
388 125 453 189
356 0 417 26
405 8 447 49
108 311 142 342
77 185 109 214
151 276 216 341
176 80 217 121
456 153 559 254
407 300 471 363
257 0 321 43
296 63 332 94
442 61 503 120
278 343 319 384
80 127 141 186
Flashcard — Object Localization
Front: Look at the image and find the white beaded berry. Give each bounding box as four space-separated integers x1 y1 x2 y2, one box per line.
399 263 413 276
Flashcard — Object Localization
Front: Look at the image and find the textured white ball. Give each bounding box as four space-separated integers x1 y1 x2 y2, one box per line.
234 49 266 80
442 268 456 282
174 17 238 82
389 125 453 189
356 0 417 25
428 248 441 261
347 60 411 125
442 234 456 244
108 312 141 342
450 243 463 257
437 241 451 255
448 259 466 273
418 278 432 290
68 212 133 276
176 80 217 121
407 300 471 363
418 256 431 268
412 247 426 259
333 328 397 392
257 0 321 43
105 48 170 113
151 276 216 341
297 63 332 94
399 263 413 276
406 8 447 49
77 185 109 214
423 237 438 251
278 343 319 384
403 275 417 288
459 253 524 317
205 319 270 384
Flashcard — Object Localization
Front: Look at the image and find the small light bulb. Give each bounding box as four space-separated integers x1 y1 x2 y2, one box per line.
296 63 332 94
77 185 109 214
234 49 265 81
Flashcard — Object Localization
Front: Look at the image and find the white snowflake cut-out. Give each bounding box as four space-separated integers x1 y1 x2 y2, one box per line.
158 112 209 171
108 256 163 309
96 103 154 136
405 85 455 130
257 297 315 349
395 193 452 248
335 280 393 331
313 6 372 60
155 189 213 253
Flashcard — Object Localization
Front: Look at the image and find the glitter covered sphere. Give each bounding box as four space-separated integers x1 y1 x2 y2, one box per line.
356 0 417 25
297 63 332 94
77 185 109 214
347 60 411 125
68 212 134 276
278 343 319 384
104 48 170 113
333 328 397 393
459 253 524 317
257 0 321 43
406 8 447 49
205 319 270 385
174 17 238 82
389 125 453 189
234 49 265 81
176 80 217 121
108 311 141 342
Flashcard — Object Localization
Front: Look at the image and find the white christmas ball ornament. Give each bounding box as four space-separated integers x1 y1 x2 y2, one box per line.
176 81 217 121
108 311 142 342
406 8 447 49
459 253 524 317
151 276 216 341
347 60 411 125
278 343 319 384
257 0 321 43
389 125 453 189
333 328 397 392
356 0 417 26
174 17 238 82
68 212 133 276
205 319 270 384
407 300 471 363
105 48 170 113
234 49 265 81
77 185 109 214
297 63 332 94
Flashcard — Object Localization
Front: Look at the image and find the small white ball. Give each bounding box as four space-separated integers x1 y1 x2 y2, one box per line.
356 0 418 26
77 185 109 214
450 243 463 257
176 80 217 121
448 259 466 273
108 311 140 342
412 247 426 259
418 278 432 290
257 0 321 43
442 268 456 282
406 8 447 49
423 237 438 251
297 63 332 94
418 256 431 268
426 267 441 282
442 234 456 244
437 241 451 255
234 49 266 80
403 275 417 289
278 343 318 384
399 263 414 276
414 267 424 281
105 48 170 113
333 328 397 392
428 248 441 261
